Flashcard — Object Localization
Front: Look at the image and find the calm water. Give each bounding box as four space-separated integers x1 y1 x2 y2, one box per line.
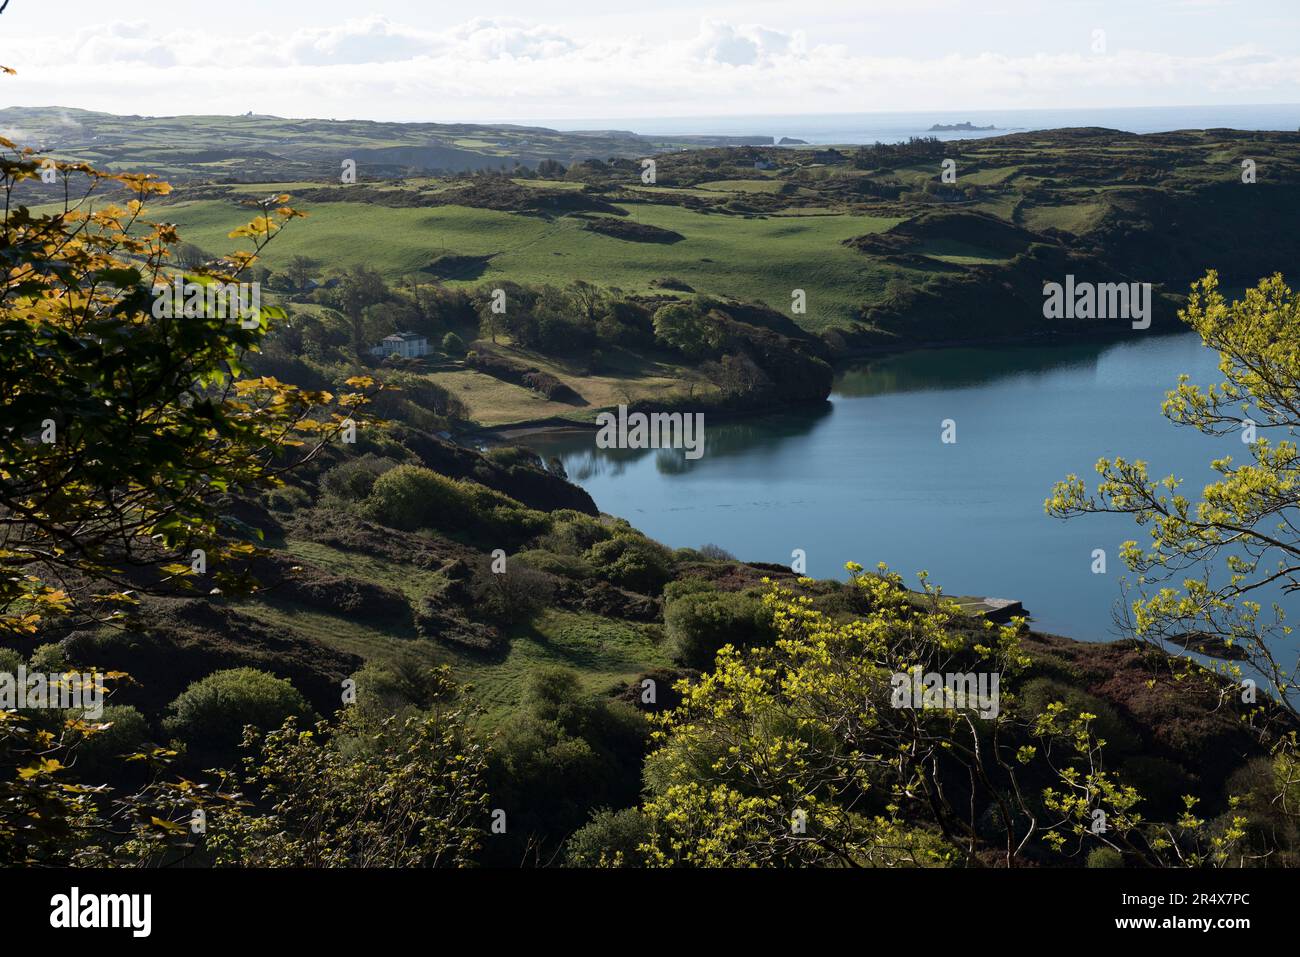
522 333 1253 641
541 104 1300 146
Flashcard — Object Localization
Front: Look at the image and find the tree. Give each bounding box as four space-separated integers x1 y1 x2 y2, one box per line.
627 565 1258 868
283 254 316 291
324 265 388 357
0 109 372 864
208 672 489 868
535 159 566 179
652 301 716 358
1048 272 1300 720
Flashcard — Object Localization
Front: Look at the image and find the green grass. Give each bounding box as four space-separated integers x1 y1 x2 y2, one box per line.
912 238 1012 265
283 538 446 601
140 197 900 332
239 597 668 729
237 538 670 727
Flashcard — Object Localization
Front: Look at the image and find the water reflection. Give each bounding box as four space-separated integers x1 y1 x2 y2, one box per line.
525 402 834 476
513 332 1284 647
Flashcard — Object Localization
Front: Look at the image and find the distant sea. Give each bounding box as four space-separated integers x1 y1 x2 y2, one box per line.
534 104 1300 145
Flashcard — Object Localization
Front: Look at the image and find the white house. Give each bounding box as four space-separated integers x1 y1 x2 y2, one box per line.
371 331 429 358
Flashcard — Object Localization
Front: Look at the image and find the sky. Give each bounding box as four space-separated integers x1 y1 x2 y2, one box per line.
2 0 1300 123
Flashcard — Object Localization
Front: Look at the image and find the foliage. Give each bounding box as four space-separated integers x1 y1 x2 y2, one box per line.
663 587 775 669
162 667 314 753
626 564 1268 867
209 677 488 867
362 463 549 543
1048 272 1300 719
486 667 648 865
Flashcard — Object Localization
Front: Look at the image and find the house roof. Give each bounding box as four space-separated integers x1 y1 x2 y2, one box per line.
383 331 426 342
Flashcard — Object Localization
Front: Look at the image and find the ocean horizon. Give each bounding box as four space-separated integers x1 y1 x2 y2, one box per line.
520 103 1300 145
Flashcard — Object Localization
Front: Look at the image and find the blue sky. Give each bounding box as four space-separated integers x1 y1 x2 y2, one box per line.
2 0 1299 121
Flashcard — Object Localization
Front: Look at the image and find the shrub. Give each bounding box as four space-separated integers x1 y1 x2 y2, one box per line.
75 705 151 779
1086 847 1125 868
364 464 548 543
485 446 543 470
512 548 593 580
698 543 736 561
441 332 466 355
321 454 399 502
163 668 313 753
543 512 612 555
586 535 673 594
468 556 556 625
664 589 776 669
351 656 456 719
29 642 68 673
0 647 24 675
266 485 312 513
1018 678 1141 757
565 807 653 867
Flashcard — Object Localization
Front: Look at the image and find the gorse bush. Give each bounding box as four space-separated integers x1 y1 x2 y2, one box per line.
0 648 25 676
321 454 400 502
663 588 776 669
363 464 549 543
163 668 313 753
585 534 673 595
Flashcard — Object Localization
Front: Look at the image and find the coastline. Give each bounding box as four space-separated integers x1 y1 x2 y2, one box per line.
461 324 1190 445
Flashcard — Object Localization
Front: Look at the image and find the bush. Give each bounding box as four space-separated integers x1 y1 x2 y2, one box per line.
321 454 399 502
1018 678 1141 757
512 548 593 580
468 556 557 625
485 446 543 470
1086 847 1125 868
565 807 653 867
586 535 673 595
265 484 312 513
163 668 313 753
29 642 68 672
350 656 456 719
484 668 649 865
0 647 24 675
543 512 612 555
364 464 548 543
75 705 151 779
664 589 776 669
441 332 466 355
697 543 736 561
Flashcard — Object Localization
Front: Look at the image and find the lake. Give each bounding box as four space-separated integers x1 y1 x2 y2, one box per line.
521 332 1243 642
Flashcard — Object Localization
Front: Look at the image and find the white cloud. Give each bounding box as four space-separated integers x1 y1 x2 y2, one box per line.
5 16 1300 121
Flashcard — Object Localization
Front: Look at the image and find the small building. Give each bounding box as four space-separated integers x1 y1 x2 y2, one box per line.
371 331 429 358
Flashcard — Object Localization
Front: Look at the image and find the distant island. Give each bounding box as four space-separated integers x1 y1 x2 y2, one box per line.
929 121 998 131
777 136 809 145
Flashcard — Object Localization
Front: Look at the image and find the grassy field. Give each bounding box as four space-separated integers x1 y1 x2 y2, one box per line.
135 196 900 332
239 598 669 729
428 343 705 426
233 531 674 728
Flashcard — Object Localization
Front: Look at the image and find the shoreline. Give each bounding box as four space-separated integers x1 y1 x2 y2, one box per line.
460 324 1191 445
